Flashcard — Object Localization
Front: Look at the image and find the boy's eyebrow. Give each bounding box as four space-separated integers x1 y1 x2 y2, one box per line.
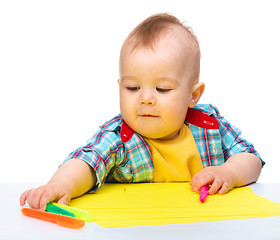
120 76 138 81
157 77 179 83
120 76 179 83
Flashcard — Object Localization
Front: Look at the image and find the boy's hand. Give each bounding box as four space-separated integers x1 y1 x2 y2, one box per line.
190 164 237 195
190 153 262 195
20 158 96 211
20 182 71 211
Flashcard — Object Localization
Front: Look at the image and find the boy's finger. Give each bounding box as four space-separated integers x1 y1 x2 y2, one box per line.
191 174 213 192
29 188 47 209
20 190 30 206
218 182 231 195
39 189 56 211
57 194 71 206
208 178 222 195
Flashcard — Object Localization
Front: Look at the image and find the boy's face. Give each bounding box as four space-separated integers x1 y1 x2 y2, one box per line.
119 36 197 140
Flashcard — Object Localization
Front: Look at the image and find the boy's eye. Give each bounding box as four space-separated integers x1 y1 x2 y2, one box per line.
126 87 140 91
156 88 171 93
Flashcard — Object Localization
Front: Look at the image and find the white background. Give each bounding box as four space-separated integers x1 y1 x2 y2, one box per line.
1 0 279 183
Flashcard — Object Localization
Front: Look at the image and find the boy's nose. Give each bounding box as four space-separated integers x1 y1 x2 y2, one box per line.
139 90 156 105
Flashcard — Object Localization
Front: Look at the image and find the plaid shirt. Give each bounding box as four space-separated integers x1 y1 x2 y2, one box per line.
65 104 264 190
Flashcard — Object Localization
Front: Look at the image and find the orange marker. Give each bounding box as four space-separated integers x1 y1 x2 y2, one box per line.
21 208 85 229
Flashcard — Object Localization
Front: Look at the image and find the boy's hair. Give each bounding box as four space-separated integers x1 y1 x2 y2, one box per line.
121 13 201 82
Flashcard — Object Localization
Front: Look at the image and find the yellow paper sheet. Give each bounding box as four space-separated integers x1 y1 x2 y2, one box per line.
69 183 280 228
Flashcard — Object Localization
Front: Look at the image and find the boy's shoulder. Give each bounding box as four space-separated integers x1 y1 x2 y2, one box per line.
97 114 138 144
187 104 221 129
193 104 221 117
99 113 123 132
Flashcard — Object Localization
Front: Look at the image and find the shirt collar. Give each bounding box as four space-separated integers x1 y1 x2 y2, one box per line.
99 108 219 143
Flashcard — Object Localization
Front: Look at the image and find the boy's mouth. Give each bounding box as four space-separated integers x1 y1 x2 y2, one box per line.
139 114 158 118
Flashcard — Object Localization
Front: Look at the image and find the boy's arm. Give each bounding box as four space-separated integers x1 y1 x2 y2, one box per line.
20 158 96 210
190 152 262 194
190 104 264 194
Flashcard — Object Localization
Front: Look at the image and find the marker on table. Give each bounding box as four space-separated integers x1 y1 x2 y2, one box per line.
48 202 94 222
199 185 209 203
21 208 85 229
46 203 75 218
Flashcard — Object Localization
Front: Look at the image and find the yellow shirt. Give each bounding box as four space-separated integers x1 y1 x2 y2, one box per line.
144 124 203 182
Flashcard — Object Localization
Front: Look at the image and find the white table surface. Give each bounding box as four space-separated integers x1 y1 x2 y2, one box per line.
1 183 279 240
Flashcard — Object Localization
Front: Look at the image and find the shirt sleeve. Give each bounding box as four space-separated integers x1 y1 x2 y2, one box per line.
64 128 125 191
207 104 265 167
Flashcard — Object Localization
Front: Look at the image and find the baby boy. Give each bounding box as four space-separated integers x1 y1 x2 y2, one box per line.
20 13 264 210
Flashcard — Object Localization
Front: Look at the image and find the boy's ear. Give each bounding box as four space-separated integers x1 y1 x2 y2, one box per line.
117 79 120 84
189 82 205 108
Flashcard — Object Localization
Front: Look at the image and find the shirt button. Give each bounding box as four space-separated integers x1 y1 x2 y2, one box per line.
213 147 218 154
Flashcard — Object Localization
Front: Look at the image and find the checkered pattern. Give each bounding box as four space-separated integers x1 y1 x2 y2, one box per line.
193 104 263 165
65 104 263 191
